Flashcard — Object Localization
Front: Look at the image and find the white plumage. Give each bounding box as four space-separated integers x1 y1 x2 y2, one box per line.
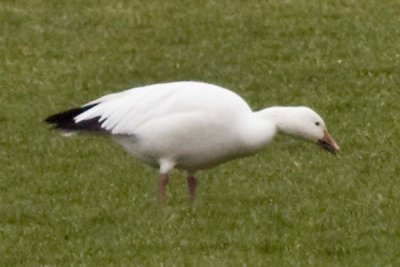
46 81 339 203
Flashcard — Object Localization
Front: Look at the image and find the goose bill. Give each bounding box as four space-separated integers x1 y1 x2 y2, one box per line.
318 130 339 153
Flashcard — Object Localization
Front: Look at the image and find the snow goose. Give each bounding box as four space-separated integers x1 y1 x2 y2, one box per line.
45 81 339 203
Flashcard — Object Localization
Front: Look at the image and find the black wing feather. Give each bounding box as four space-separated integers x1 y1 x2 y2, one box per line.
44 103 106 132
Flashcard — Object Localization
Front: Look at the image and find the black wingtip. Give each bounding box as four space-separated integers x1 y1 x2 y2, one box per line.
45 103 106 132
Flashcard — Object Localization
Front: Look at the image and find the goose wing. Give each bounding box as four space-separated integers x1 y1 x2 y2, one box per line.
45 81 252 135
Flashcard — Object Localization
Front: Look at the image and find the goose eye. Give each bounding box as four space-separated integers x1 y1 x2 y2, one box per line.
315 122 320 126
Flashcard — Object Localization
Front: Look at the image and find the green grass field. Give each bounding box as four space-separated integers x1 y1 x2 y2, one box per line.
1 0 400 266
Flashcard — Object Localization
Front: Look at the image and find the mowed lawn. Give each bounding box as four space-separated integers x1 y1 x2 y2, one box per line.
1 0 400 266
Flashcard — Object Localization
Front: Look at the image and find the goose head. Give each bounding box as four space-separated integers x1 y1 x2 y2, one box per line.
260 106 340 153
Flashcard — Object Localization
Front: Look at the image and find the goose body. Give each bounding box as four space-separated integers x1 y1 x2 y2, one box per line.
46 81 339 203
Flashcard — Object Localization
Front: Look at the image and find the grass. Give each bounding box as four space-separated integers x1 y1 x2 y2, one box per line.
1 0 400 265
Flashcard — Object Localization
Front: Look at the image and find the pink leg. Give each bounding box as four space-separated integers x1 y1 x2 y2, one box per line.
159 174 169 204
187 175 198 203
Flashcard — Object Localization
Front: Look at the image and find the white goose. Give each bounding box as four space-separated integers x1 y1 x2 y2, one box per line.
45 81 339 203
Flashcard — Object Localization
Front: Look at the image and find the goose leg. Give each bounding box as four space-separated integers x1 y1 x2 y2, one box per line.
159 174 169 204
187 175 198 202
